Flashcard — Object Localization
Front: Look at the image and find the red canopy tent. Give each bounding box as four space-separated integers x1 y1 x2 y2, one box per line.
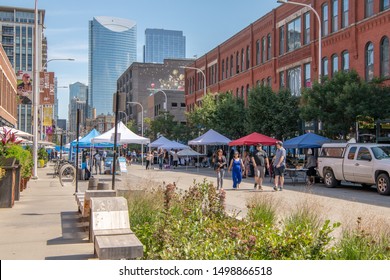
228 132 279 146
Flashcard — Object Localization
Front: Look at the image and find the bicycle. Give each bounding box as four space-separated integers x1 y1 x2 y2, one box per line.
58 163 76 187
52 159 69 178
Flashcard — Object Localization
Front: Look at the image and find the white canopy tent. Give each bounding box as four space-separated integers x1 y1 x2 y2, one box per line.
0 126 33 138
92 121 150 145
149 136 172 148
188 129 231 146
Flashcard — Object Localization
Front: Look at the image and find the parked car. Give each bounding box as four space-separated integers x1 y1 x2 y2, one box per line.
318 143 390 195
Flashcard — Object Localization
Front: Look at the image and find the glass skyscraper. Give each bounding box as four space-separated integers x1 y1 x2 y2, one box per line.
144 29 186 63
88 16 137 117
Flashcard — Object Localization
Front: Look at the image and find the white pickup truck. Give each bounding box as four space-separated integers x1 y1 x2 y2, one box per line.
318 143 390 195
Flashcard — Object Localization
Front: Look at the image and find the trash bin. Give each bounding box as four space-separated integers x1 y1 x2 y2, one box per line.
0 157 17 208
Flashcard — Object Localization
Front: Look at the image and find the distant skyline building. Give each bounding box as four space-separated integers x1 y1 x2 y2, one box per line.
68 82 88 138
0 6 47 133
88 16 137 117
144 28 186 63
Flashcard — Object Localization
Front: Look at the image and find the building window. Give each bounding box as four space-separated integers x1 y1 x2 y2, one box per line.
332 0 339 32
279 26 285 55
342 0 349 28
236 52 240 73
279 71 285 88
322 4 329 36
365 42 374 81
222 60 225 80
332 54 339 75
381 0 390 11
287 66 302 96
267 77 271 86
322 57 329 77
380 37 390 77
365 0 374 18
246 45 250 69
181 103 186 108
256 40 261 64
171 102 178 108
303 12 310 45
241 48 245 71
287 17 301 51
241 86 244 99
304 63 311 87
262 37 266 63
230 55 233 76
267 34 271 60
226 57 229 78
342 50 350 71
236 88 239 98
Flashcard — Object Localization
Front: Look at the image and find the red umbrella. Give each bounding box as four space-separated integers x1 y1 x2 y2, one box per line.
228 132 279 146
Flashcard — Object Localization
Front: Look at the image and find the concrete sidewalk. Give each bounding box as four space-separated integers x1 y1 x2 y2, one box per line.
0 165 94 260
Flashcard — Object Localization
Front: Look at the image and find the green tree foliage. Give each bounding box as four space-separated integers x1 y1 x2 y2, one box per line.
213 92 247 139
186 93 216 136
247 86 300 140
149 111 191 142
300 70 390 139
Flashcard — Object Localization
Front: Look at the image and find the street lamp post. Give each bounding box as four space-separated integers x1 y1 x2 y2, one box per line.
43 58 75 69
149 89 168 111
128 101 144 166
180 66 207 97
277 0 322 83
118 110 128 125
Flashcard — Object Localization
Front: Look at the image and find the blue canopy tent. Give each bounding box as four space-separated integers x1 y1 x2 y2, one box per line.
283 133 331 149
70 129 113 160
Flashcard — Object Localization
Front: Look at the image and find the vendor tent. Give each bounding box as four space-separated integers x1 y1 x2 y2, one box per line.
0 126 33 138
92 121 150 145
149 136 172 148
73 128 113 149
177 148 203 157
229 132 279 146
159 141 189 150
283 133 331 149
188 129 231 145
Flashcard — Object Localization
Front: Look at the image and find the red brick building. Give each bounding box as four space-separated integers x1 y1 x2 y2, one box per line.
184 0 390 110
0 44 17 127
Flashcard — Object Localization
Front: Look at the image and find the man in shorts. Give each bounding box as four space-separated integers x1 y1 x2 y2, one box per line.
251 143 269 190
273 141 286 191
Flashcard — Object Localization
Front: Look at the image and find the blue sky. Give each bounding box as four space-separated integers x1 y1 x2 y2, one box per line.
6 0 279 119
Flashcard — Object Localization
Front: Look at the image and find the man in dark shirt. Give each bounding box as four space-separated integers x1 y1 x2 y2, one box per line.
251 143 269 190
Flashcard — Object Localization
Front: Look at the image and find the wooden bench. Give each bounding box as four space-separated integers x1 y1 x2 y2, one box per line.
90 197 143 260
75 190 116 218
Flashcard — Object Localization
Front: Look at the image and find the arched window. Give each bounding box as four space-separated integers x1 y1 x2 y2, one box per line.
262 37 266 63
365 42 374 81
365 0 374 18
246 45 250 69
241 48 245 71
241 86 244 99
267 34 272 60
380 37 389 77
332 54 339 75
332 0 339 32
221 60 225 80
236 88 239 98
226 57 229 78
322 4 329 36
342 50 349 71
322 57 329 77
230 55 233 76
236 52 240 73
256 40 260 65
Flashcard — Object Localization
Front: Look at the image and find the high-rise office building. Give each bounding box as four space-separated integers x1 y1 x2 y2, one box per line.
88 16 137 117
144 29 186 63
0 6 47 133
68 82 88 138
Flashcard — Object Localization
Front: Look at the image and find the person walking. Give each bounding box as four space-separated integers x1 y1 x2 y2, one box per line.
214 149 227 190
242 150 251 178
251 143 270 190
145 151 152 170
228 151 245 189
172 150 179 168
93 150 102 175
158 148 164 170
273 141 286 191
305 149 317 185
